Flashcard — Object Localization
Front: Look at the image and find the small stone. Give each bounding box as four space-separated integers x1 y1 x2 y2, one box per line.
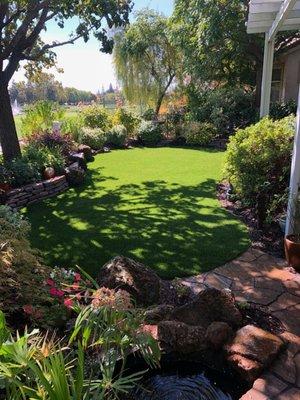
78 144 93 162
205 321 233 349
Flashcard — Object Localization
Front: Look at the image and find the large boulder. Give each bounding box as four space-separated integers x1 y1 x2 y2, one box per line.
97 256 176 306
224 325 285 383
158 320 207 354
170 288 243 329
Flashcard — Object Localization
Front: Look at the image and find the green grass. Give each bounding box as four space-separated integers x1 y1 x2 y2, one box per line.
25 148 249 279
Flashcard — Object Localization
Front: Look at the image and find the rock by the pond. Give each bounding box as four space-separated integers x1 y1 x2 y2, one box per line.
78 144 93 162
170 288 243 329
224 325 284 383
97 256 176 306
205 322 233 349
158 321 207 354
145 305 175 324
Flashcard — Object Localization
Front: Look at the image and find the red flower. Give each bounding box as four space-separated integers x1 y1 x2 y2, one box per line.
46 278 55 286
49 287 65 297
74 273 81 282
64 298 73 309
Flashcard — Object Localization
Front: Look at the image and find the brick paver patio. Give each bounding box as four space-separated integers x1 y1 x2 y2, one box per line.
180 248 300 399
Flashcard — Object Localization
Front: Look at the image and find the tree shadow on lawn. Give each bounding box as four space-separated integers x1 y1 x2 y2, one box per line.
26 168 250 279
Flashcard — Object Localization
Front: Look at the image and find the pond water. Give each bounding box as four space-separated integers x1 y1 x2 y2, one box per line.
127 356 249 400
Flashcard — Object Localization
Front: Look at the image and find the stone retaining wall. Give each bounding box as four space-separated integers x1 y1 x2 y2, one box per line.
6 176 68 210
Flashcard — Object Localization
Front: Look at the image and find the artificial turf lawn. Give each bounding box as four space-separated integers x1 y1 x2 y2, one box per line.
25 147 250 279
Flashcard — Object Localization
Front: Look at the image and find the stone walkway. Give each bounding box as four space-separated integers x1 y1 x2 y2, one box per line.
180 247 300 400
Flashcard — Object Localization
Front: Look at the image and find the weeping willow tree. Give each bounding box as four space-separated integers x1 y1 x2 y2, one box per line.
113 9 180 115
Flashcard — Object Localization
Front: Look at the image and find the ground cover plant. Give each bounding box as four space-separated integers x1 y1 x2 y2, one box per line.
25 148 249 279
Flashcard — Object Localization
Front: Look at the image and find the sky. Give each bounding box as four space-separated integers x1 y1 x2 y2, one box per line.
13 0 174 93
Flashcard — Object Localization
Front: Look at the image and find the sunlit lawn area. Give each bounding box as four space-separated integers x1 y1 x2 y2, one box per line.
25 147 250 278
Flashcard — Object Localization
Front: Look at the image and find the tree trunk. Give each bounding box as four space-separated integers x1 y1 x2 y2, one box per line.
0 81 21 162
155 92 165 116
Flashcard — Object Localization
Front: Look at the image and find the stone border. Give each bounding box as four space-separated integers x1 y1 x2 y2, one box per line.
5 175 68 210
179 248 300 399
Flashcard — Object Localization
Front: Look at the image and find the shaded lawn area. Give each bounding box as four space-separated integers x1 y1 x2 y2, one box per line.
25 147 250 279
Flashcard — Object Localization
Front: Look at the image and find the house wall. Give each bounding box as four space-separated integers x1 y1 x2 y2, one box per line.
281 49 300 102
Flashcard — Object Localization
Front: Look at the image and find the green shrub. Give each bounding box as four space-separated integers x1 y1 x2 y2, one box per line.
82 105 111 130
137 120 163 146
183 121 217 146
0 205 30 238
0 165 13 186
187 86 257 136
61 115 84 142
112 107 140 134
7 158 41 187
106 124 128 147
21 100 64 135
80 127 107 150
224 116 295 222
270 100 297 120
23 143 66 175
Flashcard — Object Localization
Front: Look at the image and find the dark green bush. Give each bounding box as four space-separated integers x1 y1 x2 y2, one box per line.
7 158 41 187
183 122 217 146
82 105 111 130
187 86 257 136
224 116 295 223
137 120 163 146
270 100 297 120
105 124 128 147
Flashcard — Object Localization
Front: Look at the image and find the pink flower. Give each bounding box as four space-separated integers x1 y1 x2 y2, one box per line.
75 293 81 300
74 273 81 282
64 298 73 309
71 283 79 291
49 287 65 297
46 278 55 286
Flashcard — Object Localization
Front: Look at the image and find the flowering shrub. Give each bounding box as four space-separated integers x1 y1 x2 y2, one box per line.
80 127 107 150
137 120 163 146
26 131 74 156
46 267 133 311
82 105 112 130
91 287 132 310
0 207 69 329
105 124 128 147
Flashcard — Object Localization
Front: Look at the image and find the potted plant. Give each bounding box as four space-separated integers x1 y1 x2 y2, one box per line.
284 195 300 272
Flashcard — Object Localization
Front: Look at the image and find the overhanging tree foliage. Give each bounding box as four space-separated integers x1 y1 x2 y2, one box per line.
171 0 299 104
114 9 181 115
0 0 132 161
